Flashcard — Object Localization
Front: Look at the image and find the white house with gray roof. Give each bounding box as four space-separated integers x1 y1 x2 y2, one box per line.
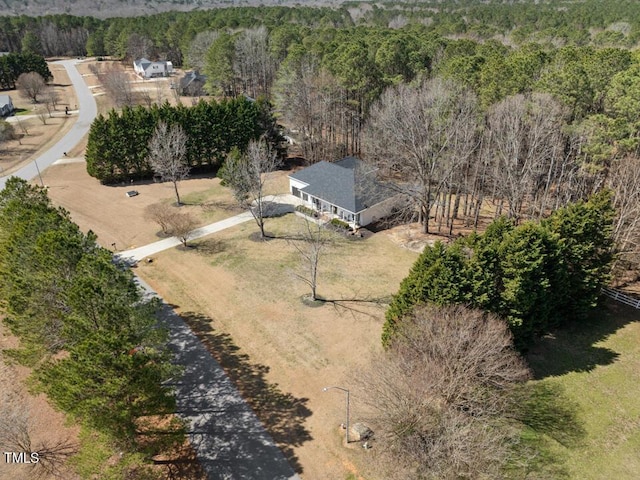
288 157 398 228
133 58 173 78
0 94 14 117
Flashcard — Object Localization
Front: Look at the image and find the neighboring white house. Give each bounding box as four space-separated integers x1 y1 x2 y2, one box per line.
288 157 398 228
133 58 173 78
0 94 14 117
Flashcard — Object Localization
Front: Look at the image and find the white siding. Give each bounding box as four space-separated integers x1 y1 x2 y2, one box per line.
289 178 312 205
358 196 398 226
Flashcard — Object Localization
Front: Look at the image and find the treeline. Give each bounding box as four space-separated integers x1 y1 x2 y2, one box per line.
0 14 98 56
0 178 177 446
347 0 640 46
384 192 615 349
0 7 353 59
85 97 274 183
3 0 640 61
0 52 51 89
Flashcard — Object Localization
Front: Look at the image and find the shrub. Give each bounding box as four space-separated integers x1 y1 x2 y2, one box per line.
330 218 350 229
295 205 317 218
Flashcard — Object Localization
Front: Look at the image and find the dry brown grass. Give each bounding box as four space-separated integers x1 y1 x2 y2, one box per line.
1 62 77 176
136 213 418 479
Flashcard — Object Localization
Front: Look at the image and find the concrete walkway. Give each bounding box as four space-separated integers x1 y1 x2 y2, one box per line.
116 211 254 263
136 276 301 480
116 194 305 263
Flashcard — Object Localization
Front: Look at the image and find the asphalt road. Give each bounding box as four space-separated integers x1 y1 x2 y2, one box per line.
0 59 97 190
137 276 302 480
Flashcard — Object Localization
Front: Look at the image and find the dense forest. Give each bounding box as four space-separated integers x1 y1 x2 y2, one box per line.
3 0 640 56
3 3 637 272
54 3 637 275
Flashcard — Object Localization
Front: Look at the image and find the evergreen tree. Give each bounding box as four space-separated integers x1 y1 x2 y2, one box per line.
384 193 616 349
0 178 177 446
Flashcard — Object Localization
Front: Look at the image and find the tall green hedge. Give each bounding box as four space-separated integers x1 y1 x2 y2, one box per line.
383 191 615 349
0 52 52 89
85 97 273 184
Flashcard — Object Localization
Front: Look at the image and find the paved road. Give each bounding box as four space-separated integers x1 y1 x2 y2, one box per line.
0 59 97 190
137 276 301 480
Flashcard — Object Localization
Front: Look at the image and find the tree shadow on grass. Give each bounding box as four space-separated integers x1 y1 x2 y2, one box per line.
527 298 640 379
179 311 312 475
189 238 227 255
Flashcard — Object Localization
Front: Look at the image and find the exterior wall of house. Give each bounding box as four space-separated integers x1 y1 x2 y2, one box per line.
358 196 398 226
288 178 397 228
289 179 312 204
0 96 14 117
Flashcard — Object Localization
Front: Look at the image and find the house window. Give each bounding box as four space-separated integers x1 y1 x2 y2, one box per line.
302 193 308 202
332 205 338 214
292 187 300 197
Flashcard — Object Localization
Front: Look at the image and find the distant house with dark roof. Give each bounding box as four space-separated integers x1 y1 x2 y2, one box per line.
0 94 14 117
179 70 206 96
133 58 173 78
288 157 398 228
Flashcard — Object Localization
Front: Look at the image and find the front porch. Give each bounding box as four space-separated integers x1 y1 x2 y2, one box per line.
308 196 360 229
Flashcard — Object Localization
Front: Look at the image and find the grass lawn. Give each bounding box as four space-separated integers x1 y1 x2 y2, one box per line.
527 300 640 479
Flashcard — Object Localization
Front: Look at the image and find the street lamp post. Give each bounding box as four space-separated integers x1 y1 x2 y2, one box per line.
323 386 350 443
34 158 44 187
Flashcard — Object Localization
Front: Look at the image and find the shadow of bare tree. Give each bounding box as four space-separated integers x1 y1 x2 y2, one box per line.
179 311 312 475
191 238 227 255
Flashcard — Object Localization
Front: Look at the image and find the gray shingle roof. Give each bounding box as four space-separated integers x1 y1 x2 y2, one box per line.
289 157 396 213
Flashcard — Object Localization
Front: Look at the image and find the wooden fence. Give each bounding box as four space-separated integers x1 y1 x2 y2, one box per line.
602 287 640 309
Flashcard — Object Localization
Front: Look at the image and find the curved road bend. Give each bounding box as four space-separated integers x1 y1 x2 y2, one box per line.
0 59 97 191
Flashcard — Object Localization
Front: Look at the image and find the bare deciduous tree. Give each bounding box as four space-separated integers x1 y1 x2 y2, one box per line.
126 33 153 61
0 358 77 480
356 304 532 479
222 139 281 239
288 217 336 301
145 203 176 235
166 212 198 247
147 122 190 206
363 78 479 233
608 154 640 276
35 105 48 125
98 64 134 107
186 30 220 72
41 86 58 118
234 26 276 98
485 93 566 223
16 72 46 103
